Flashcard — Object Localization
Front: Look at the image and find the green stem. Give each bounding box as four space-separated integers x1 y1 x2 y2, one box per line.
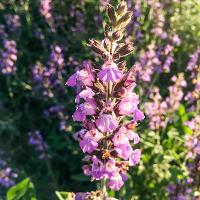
101 178 107 199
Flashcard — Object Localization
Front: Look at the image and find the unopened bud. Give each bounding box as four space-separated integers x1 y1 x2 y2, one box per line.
116 87 126 97
117 11 133 28
114 43 134 57
88 39 107 56
104 24 111 39
117 1 127 16
117 61 126 71
112 29 123 41
107 4 117 25
112 52 120 60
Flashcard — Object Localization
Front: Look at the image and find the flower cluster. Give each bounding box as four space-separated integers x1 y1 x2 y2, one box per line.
0 39 17 75
66 190 117 200
126 0 142 43
185 116 200 196
4 14 21 33
39 0 52 22
0 150 18 190
185 47 200 107
167 181 193 200
168 116 200 200
43 104 68 131
165 73 187 112
28 130 49 160
144 87 167 130
145 73 186 130
68 4 86 34
66 1 144 194
32 45 65 98
135 40 179 83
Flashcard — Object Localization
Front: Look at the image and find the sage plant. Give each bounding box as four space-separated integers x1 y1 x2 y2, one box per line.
66 1 144 196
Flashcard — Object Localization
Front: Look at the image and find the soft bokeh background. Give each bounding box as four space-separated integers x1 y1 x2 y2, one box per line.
0 0 200 199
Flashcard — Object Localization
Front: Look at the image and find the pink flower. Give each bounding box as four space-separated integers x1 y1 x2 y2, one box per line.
66 62 95 87
91 156 105 180
78 87 95 101
114 143 133 160
127 131 140 144
133 109 145 122
129 149 141 166
73 129 86 141
80 138 98 153
119 93 139 116
96 114 118 132
104 159 117 178
81 99 97 116
73 100 97 121
79 129 102 153
73 106 86 122
77 69 94 86
65 73 77 87
97 62 122 83
107 172 124 191
82 165 91 176
112 127 129 146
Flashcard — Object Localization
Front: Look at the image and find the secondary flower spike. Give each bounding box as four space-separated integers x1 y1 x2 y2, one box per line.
66 1 144 197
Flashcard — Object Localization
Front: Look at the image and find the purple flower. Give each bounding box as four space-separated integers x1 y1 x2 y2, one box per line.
0 156 18 189
98 62 122 83
4 14 21 33
118 92 139 116
66 73 77 87
112 127 129 146
129 149 141 166
77 87 95 102
39 0 52 21
79 130 103 153
96 114 118 133
77 69 94 86
107 172 124 191
127 131 140 144
104 159 117 178
115 143 133 160
66 63 95 87
81 99 97 115
72 106 86 122
133 109 145 122
28 130 49 160
91 156 105 180
80 138 98 153
0 39 17 75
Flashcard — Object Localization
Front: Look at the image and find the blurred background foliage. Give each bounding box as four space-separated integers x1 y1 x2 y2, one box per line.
0 0 200 199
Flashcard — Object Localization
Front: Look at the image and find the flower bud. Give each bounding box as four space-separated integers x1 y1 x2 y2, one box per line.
117 61 126 71
113 52 120 60
115 87 127 97
112 29 123 41
117 1 127 16
114 43 134 57
104 24 111 39
107 4 117 25
117 11 133 28
88 39 107 56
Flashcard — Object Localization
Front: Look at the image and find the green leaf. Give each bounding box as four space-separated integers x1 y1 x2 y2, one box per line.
6 178 37 200
55 191 69 200
178 104 186 116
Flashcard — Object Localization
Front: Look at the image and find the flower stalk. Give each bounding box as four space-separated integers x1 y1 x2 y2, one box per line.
66 0 145 196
